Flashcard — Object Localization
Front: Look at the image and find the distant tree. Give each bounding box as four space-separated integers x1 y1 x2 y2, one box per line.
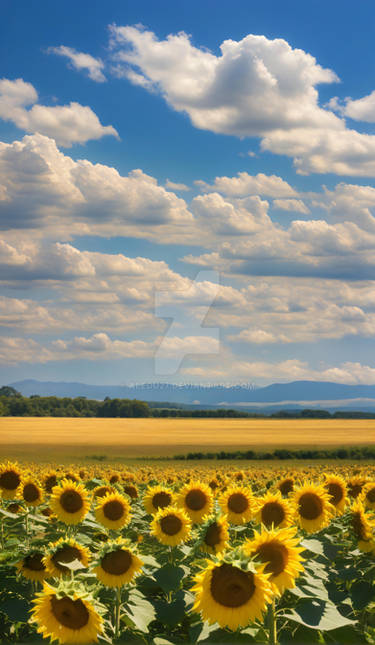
0 386 20 397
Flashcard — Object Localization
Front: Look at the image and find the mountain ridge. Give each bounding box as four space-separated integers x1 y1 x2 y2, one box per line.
7 378 375 408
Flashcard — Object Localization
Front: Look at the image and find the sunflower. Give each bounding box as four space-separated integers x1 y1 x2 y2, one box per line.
123 484 138 499
292 482 334 533
323 474 347 514
253 491 293 529
277 477 294 497
95 492 131 530
44 537 90 578
347 476 367 499
21 479 44 507
191 555 273 630
0 461 22 499
291 482 335 533
43 471 58 494
16 551 47 582
199 515 229 554
219 486 253 525
350 499 375 553
93 485 115 499
94 538 143 587
50 479 90 525
144 485 175 514
360 482 375 511
30 580 103 644
151 506 191 546
177 481 214 523
243 526 304 594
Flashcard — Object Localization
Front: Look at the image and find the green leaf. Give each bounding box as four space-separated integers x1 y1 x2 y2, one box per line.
284 599 357 631
56 558 85 571
154 590 186 626
0 596 30 622
126 593 156 633
154 563 185 592
300 538 326 557
350 580 375 611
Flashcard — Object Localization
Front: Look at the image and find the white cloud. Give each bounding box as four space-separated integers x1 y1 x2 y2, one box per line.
329 91 375 123
0 134 193 236
0 78 117 146
49 46 106 82
110 26 375 177
273 199 310 214
192 192 271 235
182 358 375 385
110 26 338 136
0 332 220 365
195 172 296 197
165 179 189 191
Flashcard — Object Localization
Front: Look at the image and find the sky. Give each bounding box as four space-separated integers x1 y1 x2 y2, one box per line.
2 0 375 387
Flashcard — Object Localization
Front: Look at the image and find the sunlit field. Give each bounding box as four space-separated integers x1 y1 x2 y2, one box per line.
1 417 375 462
1 459 375 644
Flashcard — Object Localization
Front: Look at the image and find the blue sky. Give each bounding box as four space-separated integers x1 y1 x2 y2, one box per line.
1 0 375 386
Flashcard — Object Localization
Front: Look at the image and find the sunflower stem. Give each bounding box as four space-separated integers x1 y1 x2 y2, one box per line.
267 597 277 645
114 586 121 640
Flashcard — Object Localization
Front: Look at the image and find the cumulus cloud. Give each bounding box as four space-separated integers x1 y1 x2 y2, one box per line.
165 179 189 191
109 26 375 177
191 192 271 236
49 46 106 82
0 78 117 146
0 134 193 236
195 172 296 197
0 332 220 365
329 91 375 123
273 199 310 214
182 358 375 385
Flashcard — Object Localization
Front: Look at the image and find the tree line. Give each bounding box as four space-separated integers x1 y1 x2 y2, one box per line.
1 386 375 419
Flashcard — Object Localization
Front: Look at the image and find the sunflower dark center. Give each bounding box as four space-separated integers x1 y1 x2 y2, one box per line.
103 500 124 521
352 511 366 540
109 474 119 483
278 479 294 496
366 488 375 503
160 514 182 535
256 541 288 577
210 564 255 608
204 522 221 547
209 480 218 490
44 475 57 493
24 553 45 571
261 502 285 528
94 486 112 498
348 483 363 498
152 491 172 509
124 485 138 499
41 507 52 517
298 492 323 520
50 596 89 630
8 503 21 513
23 483 40 503
327 482 344 505
185 489 207 511
52 546 81 572
60 490 83 514
227 493 248 514
101 549 132 575
65 474 78 482
0 470 21 491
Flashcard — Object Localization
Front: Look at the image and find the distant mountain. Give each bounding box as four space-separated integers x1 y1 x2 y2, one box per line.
7 379 375 411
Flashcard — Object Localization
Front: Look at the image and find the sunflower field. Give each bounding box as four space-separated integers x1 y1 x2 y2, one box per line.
1 461 375 644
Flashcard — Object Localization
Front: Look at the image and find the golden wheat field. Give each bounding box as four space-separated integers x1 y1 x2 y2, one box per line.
0 416 375 461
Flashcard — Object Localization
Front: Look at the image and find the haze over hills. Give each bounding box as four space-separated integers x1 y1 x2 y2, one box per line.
7 379 375 412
